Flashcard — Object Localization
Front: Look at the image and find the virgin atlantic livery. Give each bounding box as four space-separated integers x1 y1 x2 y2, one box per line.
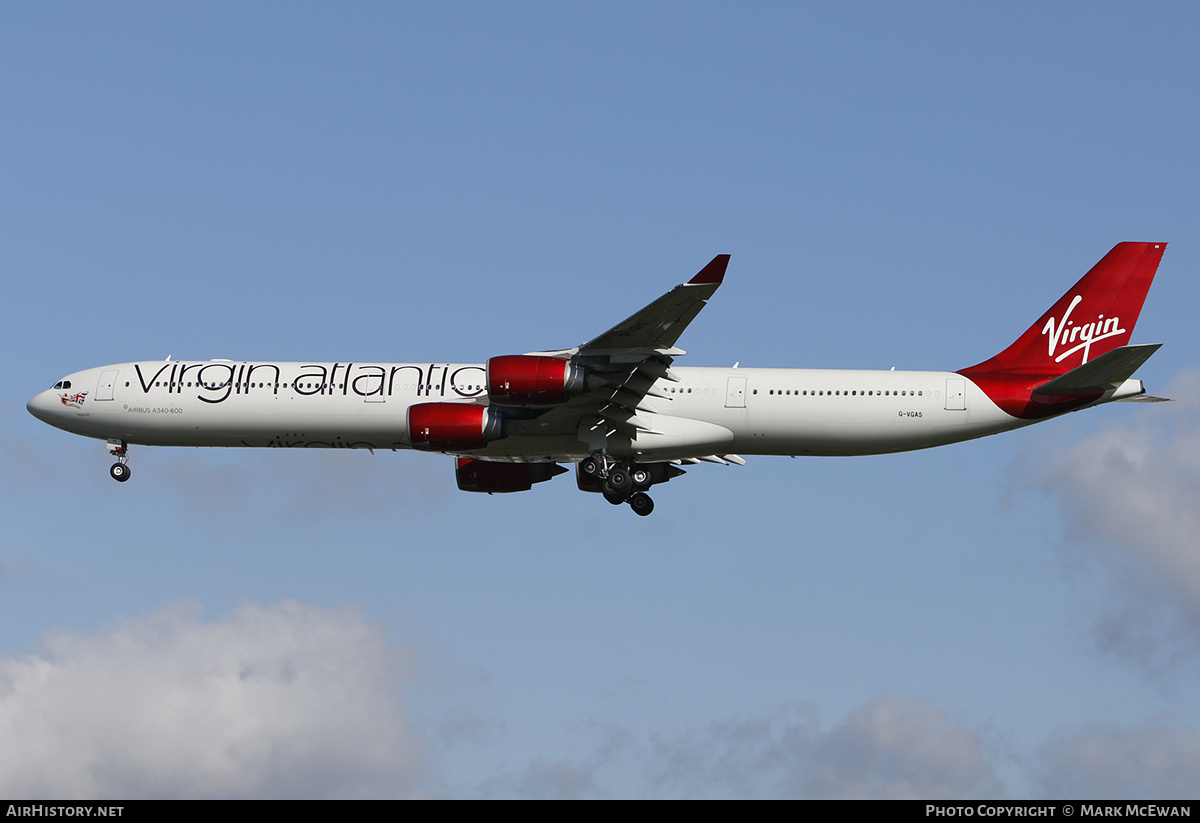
28 243 1168 516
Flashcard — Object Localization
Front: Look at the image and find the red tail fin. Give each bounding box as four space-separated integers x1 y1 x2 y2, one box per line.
963 242 1166 376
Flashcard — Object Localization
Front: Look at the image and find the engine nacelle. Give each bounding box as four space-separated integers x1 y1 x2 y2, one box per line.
487 355 585 406
408 403 504 451
456 458 567 493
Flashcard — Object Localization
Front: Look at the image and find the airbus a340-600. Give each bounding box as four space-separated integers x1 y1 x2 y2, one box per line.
28 242 1167 516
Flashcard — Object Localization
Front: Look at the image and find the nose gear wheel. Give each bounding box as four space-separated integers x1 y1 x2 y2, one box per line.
107 440 130 482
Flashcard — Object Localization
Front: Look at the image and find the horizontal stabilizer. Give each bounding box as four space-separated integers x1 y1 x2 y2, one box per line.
1034 344 1161 397
1117 394 1172 403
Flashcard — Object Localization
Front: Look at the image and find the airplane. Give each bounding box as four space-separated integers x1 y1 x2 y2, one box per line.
27 242 1167 516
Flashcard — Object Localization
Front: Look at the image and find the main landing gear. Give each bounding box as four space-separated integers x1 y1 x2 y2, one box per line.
579 456 656 516
107 439 130 483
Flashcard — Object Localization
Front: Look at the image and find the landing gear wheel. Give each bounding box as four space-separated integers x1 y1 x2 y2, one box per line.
630 467 651 487
604 469 633 495
110 463 131 482
580 457 601 478
629 492 654 516
603 490 626 506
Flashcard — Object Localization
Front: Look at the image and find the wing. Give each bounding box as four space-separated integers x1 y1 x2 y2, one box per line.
503 255 731 456
575 254 729 356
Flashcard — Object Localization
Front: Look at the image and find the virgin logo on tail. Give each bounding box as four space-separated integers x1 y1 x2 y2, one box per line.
1041 295 1125 365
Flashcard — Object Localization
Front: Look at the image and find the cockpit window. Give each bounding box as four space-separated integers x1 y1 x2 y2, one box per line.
53 380 71 390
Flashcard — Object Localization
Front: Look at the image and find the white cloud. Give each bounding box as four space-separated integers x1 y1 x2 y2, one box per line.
476 697 1200 799
5 598 1196 799
0 600 427 798
479 695 1002 799
1038 370 1200 660
790 694 1001 799
1036 725 1200 799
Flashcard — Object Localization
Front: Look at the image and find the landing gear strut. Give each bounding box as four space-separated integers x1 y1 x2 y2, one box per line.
584 453 656 515
107 439 130 483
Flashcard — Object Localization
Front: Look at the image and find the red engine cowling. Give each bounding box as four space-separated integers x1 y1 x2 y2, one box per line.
408 403 504 451
456 458 567 493
487 355 585 406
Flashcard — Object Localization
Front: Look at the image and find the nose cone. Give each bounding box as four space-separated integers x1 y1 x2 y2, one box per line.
27 390 62 426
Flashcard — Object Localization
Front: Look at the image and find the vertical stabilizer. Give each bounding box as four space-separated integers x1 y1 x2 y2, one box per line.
962 242 1165 376
959 242 1165 419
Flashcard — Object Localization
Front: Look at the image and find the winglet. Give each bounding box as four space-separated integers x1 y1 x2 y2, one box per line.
688 254 730 285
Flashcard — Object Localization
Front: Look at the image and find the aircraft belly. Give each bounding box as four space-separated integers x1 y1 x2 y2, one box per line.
111 390 408 449
471 416 735 462
472 435 588 461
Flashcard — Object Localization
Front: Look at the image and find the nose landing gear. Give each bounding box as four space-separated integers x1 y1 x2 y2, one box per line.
107 439 130 483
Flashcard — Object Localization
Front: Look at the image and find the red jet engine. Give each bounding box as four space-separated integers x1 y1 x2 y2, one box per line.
487 355 585 406
408 403 504 451
455 458 567 493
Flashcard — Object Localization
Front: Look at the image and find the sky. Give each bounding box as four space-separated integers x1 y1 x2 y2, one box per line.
3 2 1200 799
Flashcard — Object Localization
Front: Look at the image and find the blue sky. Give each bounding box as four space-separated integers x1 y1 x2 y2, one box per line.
3 2 1200 798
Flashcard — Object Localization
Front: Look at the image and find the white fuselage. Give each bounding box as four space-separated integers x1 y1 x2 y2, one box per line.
28 359 1110 462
